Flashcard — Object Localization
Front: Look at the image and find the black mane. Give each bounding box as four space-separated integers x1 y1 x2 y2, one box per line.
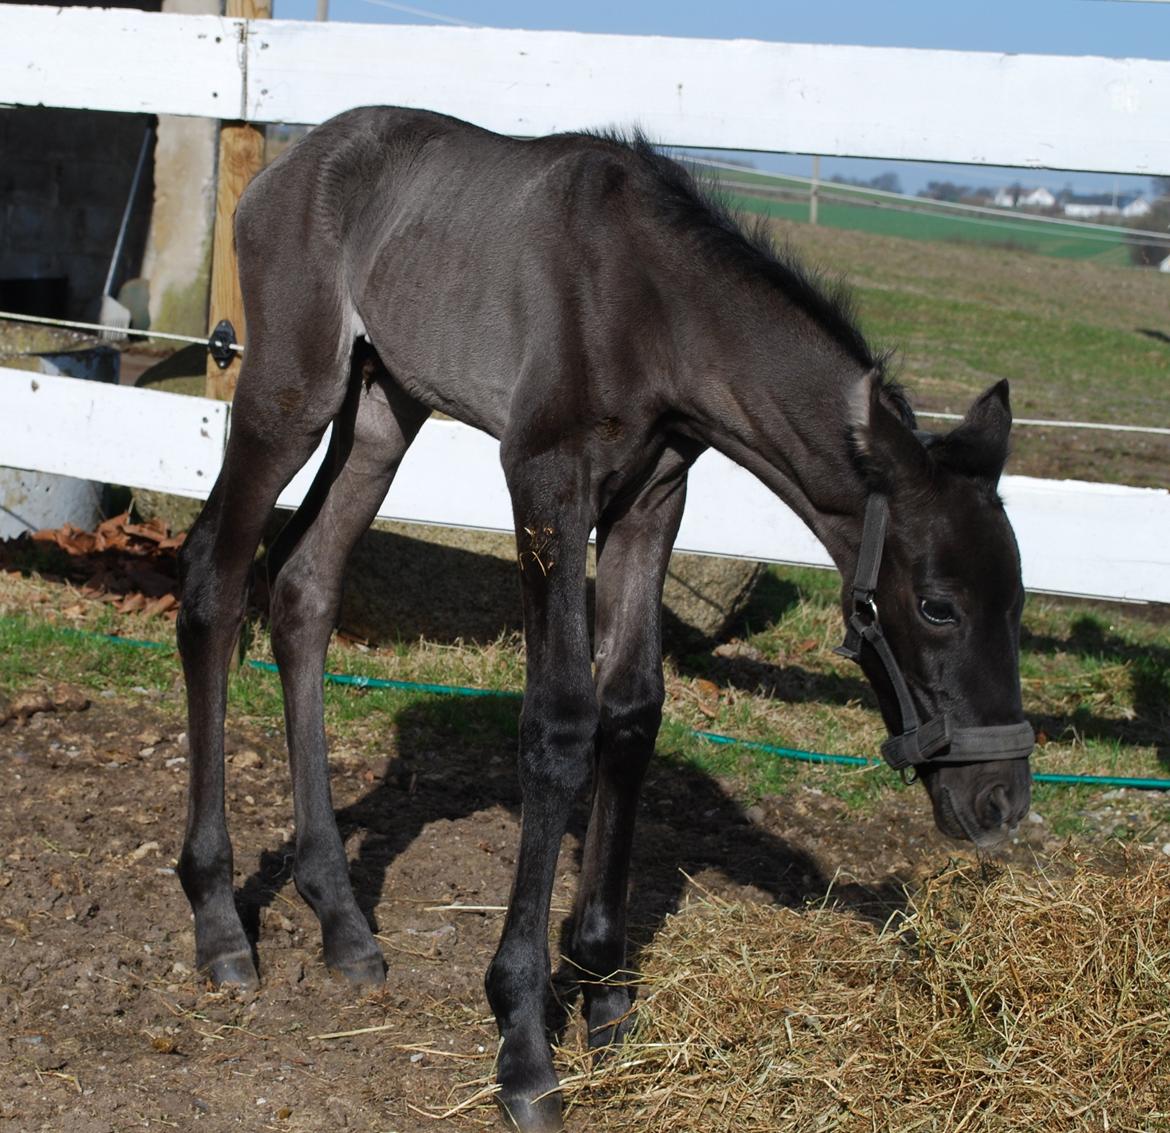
609 133 877 359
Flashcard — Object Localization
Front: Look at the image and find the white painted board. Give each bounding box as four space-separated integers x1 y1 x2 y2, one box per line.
2 374 1167 605
273 418 1170 605
0 5 243 119
1001 476 1170 605
2 4 1169 175
246 21 1170 175
0 367 228 499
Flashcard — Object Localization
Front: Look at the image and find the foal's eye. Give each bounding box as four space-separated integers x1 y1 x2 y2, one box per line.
919 597 959 626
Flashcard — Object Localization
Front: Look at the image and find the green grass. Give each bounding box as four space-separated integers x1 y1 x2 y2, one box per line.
3 559 1166 843
856 287 1168 425
725 189 1131 263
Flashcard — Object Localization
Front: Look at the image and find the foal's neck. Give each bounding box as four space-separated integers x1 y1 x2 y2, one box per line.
670 288 871 568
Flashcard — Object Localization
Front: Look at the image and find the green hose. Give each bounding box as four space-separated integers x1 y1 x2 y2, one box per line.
244 657 519 699
54 627 1170 791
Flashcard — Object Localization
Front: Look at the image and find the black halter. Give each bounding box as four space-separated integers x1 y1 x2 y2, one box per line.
835 495 1035 773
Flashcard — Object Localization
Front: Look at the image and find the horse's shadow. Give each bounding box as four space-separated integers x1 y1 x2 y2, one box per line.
232 545 1167 1002
235 690 908 999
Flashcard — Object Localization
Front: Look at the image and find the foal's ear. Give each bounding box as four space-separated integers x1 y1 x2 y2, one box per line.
849 370 929 492
929 379 1013 485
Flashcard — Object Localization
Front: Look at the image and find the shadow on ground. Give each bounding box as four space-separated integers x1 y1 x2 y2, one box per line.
234 691 911 999
1021 615 1170 771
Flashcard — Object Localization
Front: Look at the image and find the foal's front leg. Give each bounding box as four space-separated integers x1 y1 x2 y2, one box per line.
485 457 597 1133
568 448 691 1050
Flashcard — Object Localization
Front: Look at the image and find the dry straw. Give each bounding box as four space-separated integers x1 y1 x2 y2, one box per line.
508 849 1170 1132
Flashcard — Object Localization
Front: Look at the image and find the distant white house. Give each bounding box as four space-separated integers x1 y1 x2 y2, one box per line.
992 186 1056 209
1062 193 1152 219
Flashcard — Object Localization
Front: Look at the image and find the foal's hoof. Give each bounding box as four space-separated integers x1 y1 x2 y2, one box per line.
203 950 260 990
330 951 386 988
496 1087 563 1133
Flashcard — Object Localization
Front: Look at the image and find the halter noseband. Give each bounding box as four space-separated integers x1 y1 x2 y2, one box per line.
834 495 1034 774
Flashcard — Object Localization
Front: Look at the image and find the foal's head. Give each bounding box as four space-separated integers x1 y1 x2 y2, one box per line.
848 377 1031 846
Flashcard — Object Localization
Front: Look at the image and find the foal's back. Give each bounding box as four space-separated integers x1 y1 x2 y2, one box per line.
237 106 684 439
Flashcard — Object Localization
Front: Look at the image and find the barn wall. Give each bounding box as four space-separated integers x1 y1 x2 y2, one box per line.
0 0 165 322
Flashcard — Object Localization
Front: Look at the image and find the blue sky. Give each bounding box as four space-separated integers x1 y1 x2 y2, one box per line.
271 0 1169 197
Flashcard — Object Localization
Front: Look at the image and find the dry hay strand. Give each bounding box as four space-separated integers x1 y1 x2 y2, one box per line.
549 849 1170 1132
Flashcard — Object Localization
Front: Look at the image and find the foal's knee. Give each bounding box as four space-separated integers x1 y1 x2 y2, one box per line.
176 524 244 658
517 686 599 797
596 675 664 777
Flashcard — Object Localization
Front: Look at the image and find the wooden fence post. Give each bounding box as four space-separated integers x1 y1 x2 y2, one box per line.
809 155 820 226
205 0 270 400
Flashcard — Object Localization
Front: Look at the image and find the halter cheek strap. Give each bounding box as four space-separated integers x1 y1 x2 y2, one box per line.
834 494 1035 773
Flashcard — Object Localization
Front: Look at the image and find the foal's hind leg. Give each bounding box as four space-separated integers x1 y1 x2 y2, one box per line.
177 330 355 987
567 444 693 1049
267 362 427 983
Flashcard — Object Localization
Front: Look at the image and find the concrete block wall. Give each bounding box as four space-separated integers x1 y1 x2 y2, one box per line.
0 0 165 324
0 105 156 323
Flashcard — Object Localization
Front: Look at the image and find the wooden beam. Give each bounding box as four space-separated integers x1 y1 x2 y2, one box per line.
205 0 270 400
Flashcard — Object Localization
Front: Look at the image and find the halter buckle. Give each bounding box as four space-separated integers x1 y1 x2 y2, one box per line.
854 594 878 625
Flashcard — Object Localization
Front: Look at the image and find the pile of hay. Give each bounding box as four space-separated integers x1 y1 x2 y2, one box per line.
559 851 1170 1132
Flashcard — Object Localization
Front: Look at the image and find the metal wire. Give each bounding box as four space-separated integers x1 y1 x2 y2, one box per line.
0 309 244 353
2 311 1166 436
917 412 1170 437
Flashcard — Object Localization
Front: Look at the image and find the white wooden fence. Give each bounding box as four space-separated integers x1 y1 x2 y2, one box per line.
3 368 1167 604
1 5 1167 603
2 4 1169 173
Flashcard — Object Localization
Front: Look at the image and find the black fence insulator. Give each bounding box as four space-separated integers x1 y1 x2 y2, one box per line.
208 320 237 369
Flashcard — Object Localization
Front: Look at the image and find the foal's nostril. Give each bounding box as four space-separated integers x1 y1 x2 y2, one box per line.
978 784 1011 830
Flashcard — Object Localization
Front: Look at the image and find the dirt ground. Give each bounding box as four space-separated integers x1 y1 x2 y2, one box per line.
4 666 1142 1133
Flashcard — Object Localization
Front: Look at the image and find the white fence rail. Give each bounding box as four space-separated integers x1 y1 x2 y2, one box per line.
2 4 1169 173
2 369 1167 605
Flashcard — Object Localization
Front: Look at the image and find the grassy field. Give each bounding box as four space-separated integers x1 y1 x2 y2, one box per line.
755 216 1170 486
695 165 1134 264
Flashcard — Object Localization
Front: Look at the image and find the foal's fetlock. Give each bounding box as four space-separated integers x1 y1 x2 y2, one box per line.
584 986 635 1054
182 864 258 987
